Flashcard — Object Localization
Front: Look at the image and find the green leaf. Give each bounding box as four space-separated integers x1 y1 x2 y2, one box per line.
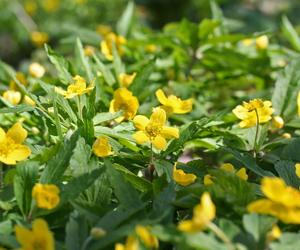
93 55 116 86
274 160 300 188
13 161 39 216
75 37 93 81
280 138 300 162
116 1 134 37
271 232 300 250
0 104 34 114
93 111 123 125
198 18 220 40
281 16 300 52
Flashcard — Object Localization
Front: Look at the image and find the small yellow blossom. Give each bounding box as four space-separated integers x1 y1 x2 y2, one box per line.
295 163 300 178
29 63 45 78
256 35 269 50
173 164 196 186
92 136 112 157
178 192 216 232
232 99 274 128
118 72 136 88
101 32 126 61
24 0 37 16
247 177 300 224
220 163 248 181
55 75 94 99
0 123 31 165
135 225 159 249
96 24 112 36
115 236 139 250
241 38 253 47
109 88 139 122
272 116 284 129
145 44 157 53
155 89 193 114
133 107 179 150
204 174 213 185
282 133 291 139
23 95 36 106
236 168 248 181
15 219 54 250
31 31 49 47
90 227 106 239
297 91 300 117
10 72 27 90
2 90 21 105
42 0 60 12
220 163 235 172
84 46 95 57
32 183 60 210
267 225 281 242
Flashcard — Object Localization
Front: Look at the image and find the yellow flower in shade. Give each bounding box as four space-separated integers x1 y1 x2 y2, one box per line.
84 46 95 57
23 95 36 106
115 236 139 250
109 88 139 122
42 0 60 12
267 225 281 242
96 24 112 37
173 164 196 186
247 177 300 224
29 63 45 78
55 75 94 99
31 31 49 47
204 174 213 185
92 136 112 157
24 0 37 16
2 90 21 105
241 38 253 47
145 44 157 53
295 163 300 178
178 192 216 232
0 123 31 165
10 72 27 90
272 116 284 129
32 183 60 210
282 133 291 139
118 72 137 88
135 225 159 249
155 89 193 114
100 32 127 61
232 99 274 128
297 91 300 117
256 35 269 50
133 108 179 150
220 163 248 181
15 219 54 250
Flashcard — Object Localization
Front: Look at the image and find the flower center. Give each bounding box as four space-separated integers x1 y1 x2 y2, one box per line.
0 138 16 157
33 239 46 250
145 123 162 138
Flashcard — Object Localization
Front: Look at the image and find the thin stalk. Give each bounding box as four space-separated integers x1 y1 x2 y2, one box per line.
0 163 3 189
207 222 235 250
77 95 83 120
145 143 155 181
253 109 260 156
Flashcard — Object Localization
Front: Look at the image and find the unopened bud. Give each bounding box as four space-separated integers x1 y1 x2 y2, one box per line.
90 227 106 239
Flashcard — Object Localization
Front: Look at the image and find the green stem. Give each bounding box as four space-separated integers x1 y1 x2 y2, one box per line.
145 143 155 181
207 222 235 250
77 95 83 120
253 109 260 156
0 163 3 189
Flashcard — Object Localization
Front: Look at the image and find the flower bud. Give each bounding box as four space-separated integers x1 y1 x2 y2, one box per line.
272 116 284 129
90 227 106 239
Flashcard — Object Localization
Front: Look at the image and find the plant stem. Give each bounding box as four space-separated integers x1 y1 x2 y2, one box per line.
253 109 260 156
145 143 155 181
77 96 83 120
208 222 235 250
0 163 3 189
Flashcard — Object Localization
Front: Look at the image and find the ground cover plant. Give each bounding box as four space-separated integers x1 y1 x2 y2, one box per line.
2 1 300 249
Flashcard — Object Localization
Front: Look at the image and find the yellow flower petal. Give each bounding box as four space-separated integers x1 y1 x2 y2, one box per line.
133 115 149 131
236 167 248 181
0 128 5 142
133 131 149 145
4 145 31 164
7 123 27 144
178 220 196 232
155 89 169 106
150 108 166 127
220 163 235 172
32 183 60 209
204 174 213 185
135 225 159 249
295 163 300 178
161 126 179 139
92 136 113 157
152 135 167 150
173 166 197 186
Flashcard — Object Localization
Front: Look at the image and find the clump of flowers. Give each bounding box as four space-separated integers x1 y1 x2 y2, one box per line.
133 107 179 150
173 163 197 186
101 32 126 61
0 123 31 165
32 183 60 210
135 225 159 249
118 72 136 88
115 236 138 250
92 136 113 157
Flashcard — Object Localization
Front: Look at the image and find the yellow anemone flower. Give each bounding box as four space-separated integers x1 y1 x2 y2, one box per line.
32 183 60 210
109 88 139 122
92 136 113 157
232 99 274 128
115 236 139 250
29 62 45 78
100 32 127 61
84 46 95 57
133 107 179 150
220 163 248 181
2 90 21 105
42 0 60 12
256 35 269 50
9 72 27 90
15 219 54 250
173 164 196 186
96 24 112 37
155 89 193 114
267 225 281 242
178 192 216 232
55 75 94 99
24 0 37 16
248 177 300 224
135 225 159 249
272 116 284 129
295 163 300 178
203 174 213 185
30 31 49 47
0 123 31 165
118 72 136 88
23 95 36 106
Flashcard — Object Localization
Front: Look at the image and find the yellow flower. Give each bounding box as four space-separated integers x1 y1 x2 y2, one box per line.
295 163 300 178
135 225 159 249
282 133 291 139
0 123 31 165
118 72 136 88
145 44 157 53
55 75 94 99
15 219 54 250
92 136 112 157
272 116 284 129
42 0 60 12
297 91 300 117
155 89 193 114
173 164 196 186
23 95 36 106
133 107 179 150
31 31 49 47
109 88 139 122
115 236 139 250
241 38 253 47
256 35 269 50
24 0 37 16
96 24 112 36
84 46 95 57
32 183 60 210
2 90 21 105
204 174 213 185
267 225 281 242
10 72 27 90
220 163 248 181
100 32 126 61
232 99 274 128
247 177 300 223
178 192 216 232
29 63 45 78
